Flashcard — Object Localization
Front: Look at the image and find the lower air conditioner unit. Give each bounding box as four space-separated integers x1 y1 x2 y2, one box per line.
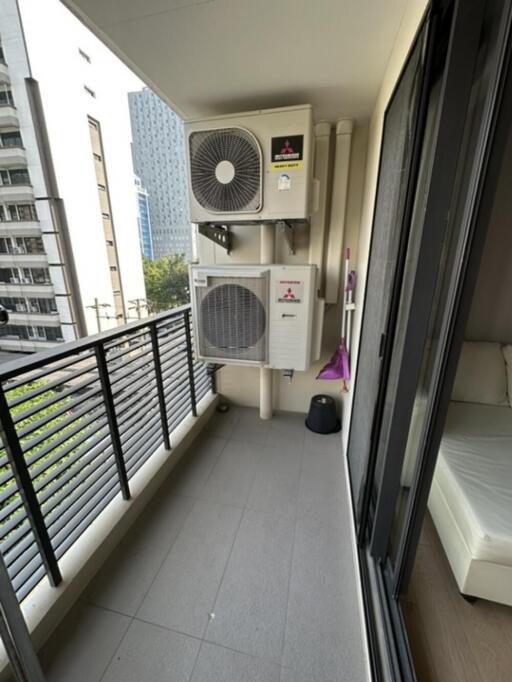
190 264 319 371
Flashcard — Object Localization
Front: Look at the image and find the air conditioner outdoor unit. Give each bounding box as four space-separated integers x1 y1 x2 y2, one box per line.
190 264 319 371
185 105 314 224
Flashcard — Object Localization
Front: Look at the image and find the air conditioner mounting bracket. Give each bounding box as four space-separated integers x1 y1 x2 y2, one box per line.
278 220 295 255
198 223 232 254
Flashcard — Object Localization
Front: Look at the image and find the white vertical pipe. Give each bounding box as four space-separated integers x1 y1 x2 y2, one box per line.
260 223 274 420
308 121 332 290
325 118 353 303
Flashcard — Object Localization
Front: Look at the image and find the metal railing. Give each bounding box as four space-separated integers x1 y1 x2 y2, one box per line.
0 304 212 602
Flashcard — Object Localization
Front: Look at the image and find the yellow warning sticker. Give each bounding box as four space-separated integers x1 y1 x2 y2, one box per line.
271 161 303 171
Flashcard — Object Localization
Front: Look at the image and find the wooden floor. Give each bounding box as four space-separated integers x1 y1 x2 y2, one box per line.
402 514 512 682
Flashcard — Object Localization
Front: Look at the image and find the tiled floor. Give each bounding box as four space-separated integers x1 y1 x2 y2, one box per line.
40 407 369 682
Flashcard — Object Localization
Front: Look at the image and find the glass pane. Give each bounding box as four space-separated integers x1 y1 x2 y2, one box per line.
348 21 430 512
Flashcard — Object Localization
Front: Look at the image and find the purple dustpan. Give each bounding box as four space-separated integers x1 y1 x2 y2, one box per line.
316 338 350 380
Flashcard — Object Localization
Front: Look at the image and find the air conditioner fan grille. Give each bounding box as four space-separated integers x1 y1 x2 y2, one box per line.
189 128 261 213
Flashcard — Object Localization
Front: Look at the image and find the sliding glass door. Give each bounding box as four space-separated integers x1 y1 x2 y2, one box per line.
348 0 512 679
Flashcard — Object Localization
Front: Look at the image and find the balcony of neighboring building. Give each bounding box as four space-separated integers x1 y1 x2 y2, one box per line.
0 145 27 168
0 306 369 682
0 183 34 204
0 62 10 86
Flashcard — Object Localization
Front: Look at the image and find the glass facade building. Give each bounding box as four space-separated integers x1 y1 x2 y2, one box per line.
128 89 191 260
135 176 154 259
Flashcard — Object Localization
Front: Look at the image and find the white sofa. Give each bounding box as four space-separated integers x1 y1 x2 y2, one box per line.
428 341 512 605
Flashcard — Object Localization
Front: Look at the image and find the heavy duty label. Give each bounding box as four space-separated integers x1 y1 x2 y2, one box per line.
271 135 304 170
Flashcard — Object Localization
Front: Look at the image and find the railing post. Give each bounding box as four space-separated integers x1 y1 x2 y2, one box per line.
0 553 45 681
150 322 171 450
0 384 61 587
183 309 197 417
95 344 130 500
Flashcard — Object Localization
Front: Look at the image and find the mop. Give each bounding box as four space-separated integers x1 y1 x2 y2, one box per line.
317 249 355 390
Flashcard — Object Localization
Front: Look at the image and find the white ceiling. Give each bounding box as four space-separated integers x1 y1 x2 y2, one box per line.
62 0 409 122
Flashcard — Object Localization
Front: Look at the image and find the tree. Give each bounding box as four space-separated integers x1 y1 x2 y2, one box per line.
143 254 190 313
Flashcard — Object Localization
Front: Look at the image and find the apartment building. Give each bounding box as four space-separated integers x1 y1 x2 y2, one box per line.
128 88 191 260
0 0 146 352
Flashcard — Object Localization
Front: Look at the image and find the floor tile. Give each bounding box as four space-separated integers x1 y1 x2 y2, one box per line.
247 446 302 522
205 509 294 662
266 412 306 452
282 518 368 681
137 498 243 637
41 603 130 682
86 495 194 616
296 450 346 529
203 407 240 439
191 642 281 682
230 408 270 445
168 436 226 497
102 619 200 682
304 428 342 456
199 439 262 507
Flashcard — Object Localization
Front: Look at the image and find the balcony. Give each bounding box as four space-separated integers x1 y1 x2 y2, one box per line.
0 62 9 85
0 184 34 203
0 305 369 682
0 146 27 168
0 104 19 128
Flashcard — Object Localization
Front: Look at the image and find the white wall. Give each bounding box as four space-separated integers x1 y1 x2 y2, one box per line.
340 0 429 452
465 128 512 344
18 0 146 334
199 122 368 416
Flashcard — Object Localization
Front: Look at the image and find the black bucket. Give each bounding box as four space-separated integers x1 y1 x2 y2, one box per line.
305 395 341 434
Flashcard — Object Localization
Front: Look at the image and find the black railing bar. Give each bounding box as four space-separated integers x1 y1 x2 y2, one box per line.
0 386 61 586
167 397 193 425
167 403 194 436
6 541 42 588
119 412 162 465
0 463 18 489
114 380 158 418
37 445 112 515
125 422 163 472
43 450 115 522
161 363 190 388
53 479 120 560
14 565 46 603
183 310 197 417
162 364 193 393
103 326 153 352
195 375 212 394
155 322 187 341
158 341 188 366
155 317 186 332
115 389 159 431
121 412 162 466
108 363 156 399
9 553 44 602
47 462 119 541
117 391 159 433
0 482 24 516
32 421 110 492
37 435 112 509
107 352 156 386
0 451 8 468
0 518 32 556
163 385 193 413
3 529 38 576
104 337 153 365
6 360 98 408
4 351 97 391
53 483 120 562
150 322 171 451
0 503 28 538
24 405 106 464
17 385 103 438
156 328 188 354
94 345 130 500
0 306 191 381
12 373 101 423
126 430 162 479
162 361 194 384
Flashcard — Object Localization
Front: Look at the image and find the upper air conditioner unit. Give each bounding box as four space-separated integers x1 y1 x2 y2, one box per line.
190 264 319 370
185 105 314 224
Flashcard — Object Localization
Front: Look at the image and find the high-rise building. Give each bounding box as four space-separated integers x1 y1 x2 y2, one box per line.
0 0 146 353
128 88 191 260
134 175 153 260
